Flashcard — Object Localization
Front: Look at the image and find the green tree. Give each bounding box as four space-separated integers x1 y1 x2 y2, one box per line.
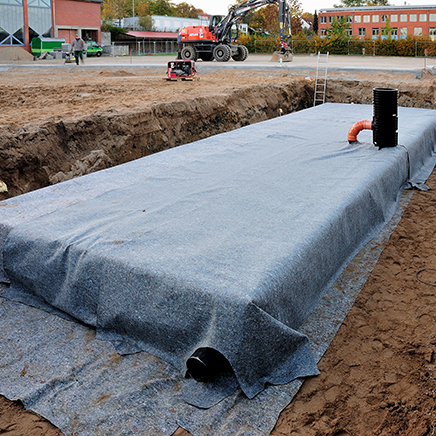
175 2 202 18
327 16 350 39
101 19 128 38
333 0 364 7
381 16 394 38
148 0 176 16
138 15 155 29
334 0 389 6
367 0 390 4
313 10 318 34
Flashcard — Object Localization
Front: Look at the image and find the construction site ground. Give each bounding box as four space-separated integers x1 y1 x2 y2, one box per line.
1 53 436 435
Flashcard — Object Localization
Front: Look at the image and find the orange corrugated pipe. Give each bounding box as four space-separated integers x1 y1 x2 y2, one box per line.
348 120 373 143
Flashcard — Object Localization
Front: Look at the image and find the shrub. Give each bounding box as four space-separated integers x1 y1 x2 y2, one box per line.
236 33 436 57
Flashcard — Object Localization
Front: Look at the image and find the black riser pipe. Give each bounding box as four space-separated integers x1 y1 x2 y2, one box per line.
373 87 398 149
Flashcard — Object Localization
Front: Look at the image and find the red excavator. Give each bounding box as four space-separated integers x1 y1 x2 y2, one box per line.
177 0 291 62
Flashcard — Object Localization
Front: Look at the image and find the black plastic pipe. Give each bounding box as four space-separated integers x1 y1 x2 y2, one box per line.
186 347 232 382
372 87 398 149
186 348 212 382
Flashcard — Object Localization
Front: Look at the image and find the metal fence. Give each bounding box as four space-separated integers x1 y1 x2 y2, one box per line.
253 38 436 57
110 38 436 57
113 40 177 55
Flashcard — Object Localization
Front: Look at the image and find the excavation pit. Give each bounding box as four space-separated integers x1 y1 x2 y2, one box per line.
1 65 436 436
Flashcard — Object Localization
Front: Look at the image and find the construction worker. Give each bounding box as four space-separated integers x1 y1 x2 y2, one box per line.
71 34 86 65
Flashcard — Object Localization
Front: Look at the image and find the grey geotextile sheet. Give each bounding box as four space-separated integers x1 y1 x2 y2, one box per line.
1 104 436 431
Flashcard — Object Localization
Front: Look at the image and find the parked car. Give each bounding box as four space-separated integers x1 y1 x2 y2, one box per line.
85 41 103 57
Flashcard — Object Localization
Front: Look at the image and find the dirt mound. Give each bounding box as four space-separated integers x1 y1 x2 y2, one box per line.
98 69 136 77
0 47 33 61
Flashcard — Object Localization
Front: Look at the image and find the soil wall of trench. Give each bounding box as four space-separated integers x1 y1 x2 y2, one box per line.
0 82 313 200
1 75 435 201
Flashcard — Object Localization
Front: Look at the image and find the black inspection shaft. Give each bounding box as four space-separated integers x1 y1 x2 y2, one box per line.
373 87 398 149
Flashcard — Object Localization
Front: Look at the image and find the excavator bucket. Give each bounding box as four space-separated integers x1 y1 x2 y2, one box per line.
270 50 293 62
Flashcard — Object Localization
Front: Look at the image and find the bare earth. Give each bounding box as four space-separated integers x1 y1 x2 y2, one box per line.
1 62 436 436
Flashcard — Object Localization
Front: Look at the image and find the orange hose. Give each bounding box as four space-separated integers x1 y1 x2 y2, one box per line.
347 120 373 143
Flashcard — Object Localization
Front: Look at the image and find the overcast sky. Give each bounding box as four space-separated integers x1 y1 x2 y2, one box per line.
173 0 436 16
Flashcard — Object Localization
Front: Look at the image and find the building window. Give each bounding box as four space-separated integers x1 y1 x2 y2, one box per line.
320 29 327 37
320 16 326 24
391 14 398 22
363 15 370 23
347 16 352 23
414 27 423 36
372 15 379 23
430 27 436 40
347 28 352 36
400 14 407 22
354 15 361 23
329 16 333 23
372 28 379 37
358 28 366 36
410 14 417 22
430 14 436 21
391 27 398 37
381 14 388 22
400 27 407 38
419 13 427 22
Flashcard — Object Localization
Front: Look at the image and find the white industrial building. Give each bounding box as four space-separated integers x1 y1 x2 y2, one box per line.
122 15 210 32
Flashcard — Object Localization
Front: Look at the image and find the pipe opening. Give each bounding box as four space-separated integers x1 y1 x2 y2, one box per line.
186 347 232 382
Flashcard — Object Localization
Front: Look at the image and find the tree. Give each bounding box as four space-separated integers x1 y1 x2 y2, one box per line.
245 0 302 34
135 0 151 17
148 0 176 16
101 19 128 38
334 0 389 6
138 15 155 30
313 10 318 34
102 0 131 23
367 0 390 4
333 0 365 7
175 2 201 18
381 16 394 38
327 16 350 39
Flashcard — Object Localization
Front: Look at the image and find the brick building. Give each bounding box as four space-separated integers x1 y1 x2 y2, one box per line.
318 5 436 40
0 0 102 52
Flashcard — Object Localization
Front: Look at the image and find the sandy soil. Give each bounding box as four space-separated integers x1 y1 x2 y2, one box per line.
1 65 436 435
271 169 436 436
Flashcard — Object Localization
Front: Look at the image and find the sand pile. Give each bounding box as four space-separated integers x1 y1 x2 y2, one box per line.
0 47 33 61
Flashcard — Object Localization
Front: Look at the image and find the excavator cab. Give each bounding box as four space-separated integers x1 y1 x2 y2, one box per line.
209 15 224 32
231 24 239 42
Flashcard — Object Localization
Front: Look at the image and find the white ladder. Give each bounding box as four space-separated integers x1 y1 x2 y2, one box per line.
313 52 329 106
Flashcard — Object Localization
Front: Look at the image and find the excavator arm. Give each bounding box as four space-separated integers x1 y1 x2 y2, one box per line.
215 0 291 48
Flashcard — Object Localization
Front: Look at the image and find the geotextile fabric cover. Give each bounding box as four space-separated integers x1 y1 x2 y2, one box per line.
2 103 436 408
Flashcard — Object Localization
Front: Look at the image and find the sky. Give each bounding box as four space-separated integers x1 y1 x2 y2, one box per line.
173 0 436 16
